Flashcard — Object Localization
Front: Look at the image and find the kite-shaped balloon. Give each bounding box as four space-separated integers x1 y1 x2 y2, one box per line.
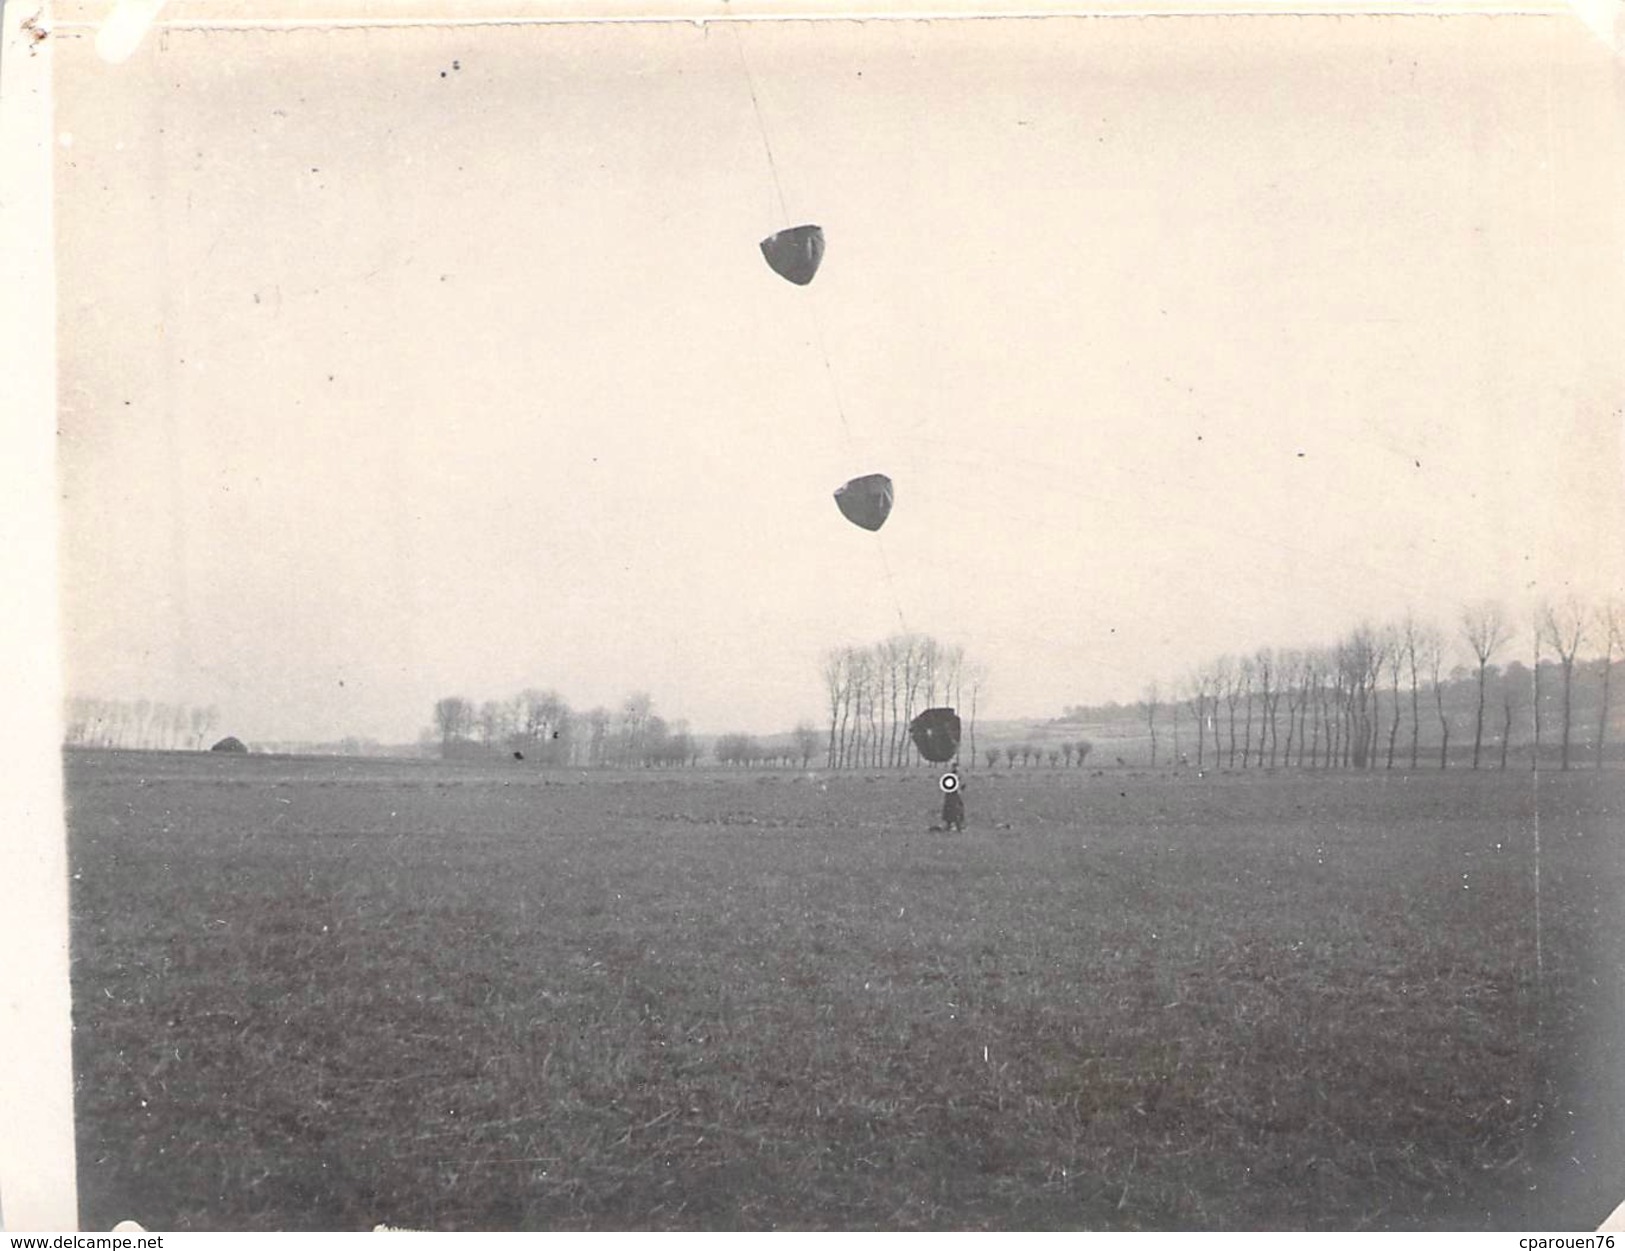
760 225 825 286
834 473 893 532
909 708 962 764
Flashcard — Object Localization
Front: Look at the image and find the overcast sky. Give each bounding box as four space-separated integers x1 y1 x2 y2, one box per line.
52 9 1625 742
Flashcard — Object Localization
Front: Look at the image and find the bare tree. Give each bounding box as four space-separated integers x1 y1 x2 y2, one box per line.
616 692 654 767
944 643 965 719
1304 650 1327 768
516 689 544 742
1597 600 1622 770
1329 654 1349 767
161 705 186 748
848 650 874 768
901 637 925 766
1142 681 1160 768
845 649 871 766
1499 666 1520 771
1413 627 1448 768
858 634 924 767
1185 670 1212 769
581 706 609 767
1461 601 1510 770
1400 614 1424 769
855 650 880 767
918 636 941 718
476 700 504 746
1333 626 1379 769
189 703 219 750
640 714 671 767
131 698 152 749
1360 627 1385 769
878 637 903 767
874 644 896 767
965 660 988 769
1237 657 1256 767
1542 597 1589 770
161 702 181 749
1253 650 1274 767
433 696 475 749
1216 656 1240 767
714 732 761 767
1264 649 1287 767
513 688 567 757
792 721 820 769
665 719 696 768
1278 651 1303 768
1530 607 1544 771
1381 627 1403 768
821 649 847 768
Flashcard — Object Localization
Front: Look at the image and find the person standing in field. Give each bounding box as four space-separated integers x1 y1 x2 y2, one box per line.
942 782 965 832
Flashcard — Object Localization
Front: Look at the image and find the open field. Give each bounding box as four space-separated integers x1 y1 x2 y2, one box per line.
62 750 1625 1230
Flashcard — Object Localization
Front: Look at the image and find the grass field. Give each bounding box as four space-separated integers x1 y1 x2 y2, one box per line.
62 750 1625 1231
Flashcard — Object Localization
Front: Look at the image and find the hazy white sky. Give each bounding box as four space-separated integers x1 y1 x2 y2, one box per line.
53 8 1625 741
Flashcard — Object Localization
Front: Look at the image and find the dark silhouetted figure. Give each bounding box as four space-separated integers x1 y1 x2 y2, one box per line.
942 789 965 832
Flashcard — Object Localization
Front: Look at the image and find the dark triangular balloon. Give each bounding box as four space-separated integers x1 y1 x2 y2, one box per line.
909 708 962 764
834 473 893 532
760 224 825 285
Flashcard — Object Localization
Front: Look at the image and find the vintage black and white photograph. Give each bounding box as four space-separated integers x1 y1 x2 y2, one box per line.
13 0 1625 1231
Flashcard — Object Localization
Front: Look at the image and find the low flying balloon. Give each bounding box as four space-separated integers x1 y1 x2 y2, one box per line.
909 708 962 764
834 473 894 532
759 225 825 285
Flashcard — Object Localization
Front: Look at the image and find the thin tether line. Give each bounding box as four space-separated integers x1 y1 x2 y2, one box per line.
874 534 911 634
729 24 790 225
730 23 910 638
804 290 856 447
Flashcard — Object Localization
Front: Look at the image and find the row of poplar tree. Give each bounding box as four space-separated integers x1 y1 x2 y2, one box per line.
63 697 221 751
819 635 987 769
1132 597 1623 772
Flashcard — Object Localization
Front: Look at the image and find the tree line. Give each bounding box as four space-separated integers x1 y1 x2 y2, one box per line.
63 697 221 750
712 725 823 768
429 689 700 768
981 740 1095 769
819 635 987 769
1123 596 1623 773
